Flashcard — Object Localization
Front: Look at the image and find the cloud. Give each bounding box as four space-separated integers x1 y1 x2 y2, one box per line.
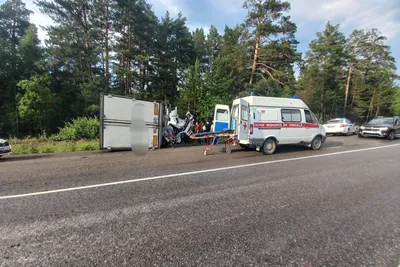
22 0 52 44
147 0 188 17
289 0 400 39
208 0 244 14
208 0 400 40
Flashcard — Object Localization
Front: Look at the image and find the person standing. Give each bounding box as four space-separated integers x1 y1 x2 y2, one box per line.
205 120 211 132
195 122 202 145
211 120 219 145
205 120 212 144
166 124 175 148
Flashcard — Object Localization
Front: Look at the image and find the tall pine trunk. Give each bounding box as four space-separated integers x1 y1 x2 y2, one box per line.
249 16 262 85
343 62 353 116
249 34 260 85
104 0 109 93
320 55 326 120
367 89 376 122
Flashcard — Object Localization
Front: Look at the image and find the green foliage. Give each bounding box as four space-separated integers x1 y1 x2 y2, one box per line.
192 28 207 66
17 74 54 132
54 117 100 141
392 87 400 115
206 25 222 62
10 140 98 155
71 117 100 140
178 55 234 122
252 80 283 97
55 125 77 141
178 58 203 115
0 0 35 136
75 140 99 151
243 0 300 86
298 22 348 120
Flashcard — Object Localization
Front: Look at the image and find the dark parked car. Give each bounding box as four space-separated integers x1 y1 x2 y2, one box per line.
358 116 400 140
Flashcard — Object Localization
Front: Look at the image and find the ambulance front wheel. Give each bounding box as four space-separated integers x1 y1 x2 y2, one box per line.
262 138 277 155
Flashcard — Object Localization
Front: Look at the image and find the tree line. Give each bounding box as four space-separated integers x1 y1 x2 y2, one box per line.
0 0 399 138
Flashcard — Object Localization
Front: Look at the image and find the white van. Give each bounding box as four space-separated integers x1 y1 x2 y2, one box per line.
213 96 326 155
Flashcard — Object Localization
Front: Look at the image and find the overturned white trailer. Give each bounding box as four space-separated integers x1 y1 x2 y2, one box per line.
99 93 167 151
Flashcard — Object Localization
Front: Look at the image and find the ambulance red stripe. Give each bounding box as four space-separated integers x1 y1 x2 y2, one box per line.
253 122 319 129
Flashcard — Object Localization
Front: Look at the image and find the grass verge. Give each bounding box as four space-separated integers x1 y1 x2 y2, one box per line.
10 139 99 155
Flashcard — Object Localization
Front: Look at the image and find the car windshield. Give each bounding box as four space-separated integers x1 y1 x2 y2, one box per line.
326 119 343 124
368 118 394 125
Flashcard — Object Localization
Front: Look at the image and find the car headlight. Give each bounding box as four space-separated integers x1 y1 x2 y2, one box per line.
360 126 365 130
380 127 389 131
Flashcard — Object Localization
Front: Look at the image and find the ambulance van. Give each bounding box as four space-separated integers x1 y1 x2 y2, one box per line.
213 95 327 155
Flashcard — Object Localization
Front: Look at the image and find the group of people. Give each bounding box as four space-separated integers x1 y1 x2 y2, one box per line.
194 120 219 145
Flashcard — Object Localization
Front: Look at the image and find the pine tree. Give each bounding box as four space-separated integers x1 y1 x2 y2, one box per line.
345 29 397 119
112 0 158 97
243 0 299 86
153 11 194 104
0 0 33 135
299 22 347 120
192 28 207 67
36 0 104 115
205 25 222 64
178 58 203 115
220 25 248 98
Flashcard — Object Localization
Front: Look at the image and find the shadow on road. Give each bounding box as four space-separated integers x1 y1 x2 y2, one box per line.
0 154 52 162
228 139 344 155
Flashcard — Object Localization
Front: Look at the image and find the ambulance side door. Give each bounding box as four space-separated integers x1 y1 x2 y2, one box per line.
238 99 250 141
213 104 231 131
279 108 304 144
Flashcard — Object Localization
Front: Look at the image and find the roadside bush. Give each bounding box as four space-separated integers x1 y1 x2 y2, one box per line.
53 116 99 141
73 117 99 139
54 126 76 141
75 140 99 151
38 143 55 153
11 140 98 155
11 143 39 154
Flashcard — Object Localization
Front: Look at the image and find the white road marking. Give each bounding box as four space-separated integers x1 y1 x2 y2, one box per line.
1 143 400 200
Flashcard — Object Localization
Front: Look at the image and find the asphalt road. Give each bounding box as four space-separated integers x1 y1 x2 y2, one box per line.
1 136 400 266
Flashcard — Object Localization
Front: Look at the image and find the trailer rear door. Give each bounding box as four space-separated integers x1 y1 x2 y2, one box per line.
100 93 163 151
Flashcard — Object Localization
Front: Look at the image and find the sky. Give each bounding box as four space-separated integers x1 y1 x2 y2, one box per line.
2 0 400 74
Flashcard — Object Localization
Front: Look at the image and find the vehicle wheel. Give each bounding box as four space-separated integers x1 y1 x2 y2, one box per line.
311 136 322 150
262 138 276 155
161 137 168 148
387 130 395 140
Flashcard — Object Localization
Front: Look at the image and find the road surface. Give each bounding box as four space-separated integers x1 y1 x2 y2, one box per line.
1 136 399 266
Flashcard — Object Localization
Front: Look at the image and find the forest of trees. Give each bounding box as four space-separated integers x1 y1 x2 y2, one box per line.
1 0 399 138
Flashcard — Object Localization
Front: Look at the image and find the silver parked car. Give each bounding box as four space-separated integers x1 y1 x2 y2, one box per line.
0 138 12 157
